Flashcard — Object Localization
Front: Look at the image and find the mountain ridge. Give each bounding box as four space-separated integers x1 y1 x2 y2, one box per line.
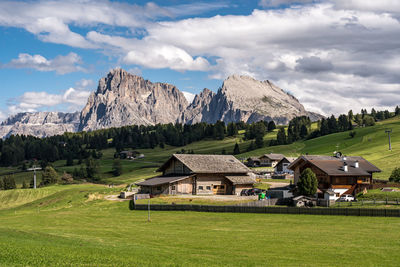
0 69 322 138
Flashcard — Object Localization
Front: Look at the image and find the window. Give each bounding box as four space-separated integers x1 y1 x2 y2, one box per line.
220 185 225 189
157 186 161 191
206 186 211 190
171 185 176 190
198 186 204 190
213 185 218 189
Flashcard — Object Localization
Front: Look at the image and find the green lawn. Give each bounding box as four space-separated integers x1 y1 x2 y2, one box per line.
1 184 400 266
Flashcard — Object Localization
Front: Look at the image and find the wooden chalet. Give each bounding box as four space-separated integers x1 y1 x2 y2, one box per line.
246 157 261 167
275 157 297 173
259 153 285 167
136 154 256 195
288 155 381 197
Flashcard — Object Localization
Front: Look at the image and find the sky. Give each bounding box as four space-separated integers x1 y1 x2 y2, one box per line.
1 0 400 121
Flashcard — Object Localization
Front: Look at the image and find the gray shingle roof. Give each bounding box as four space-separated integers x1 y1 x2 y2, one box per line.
225 175 256 185
158 154 251 174
260 153 285 161
288 155 381 176
136 176 190 186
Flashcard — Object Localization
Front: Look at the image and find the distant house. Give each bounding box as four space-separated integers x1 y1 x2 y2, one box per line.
246 157 261 167
288 155 381 198
136 154 256 195
275 157 297 174
119 151 142 159
259 153 285 167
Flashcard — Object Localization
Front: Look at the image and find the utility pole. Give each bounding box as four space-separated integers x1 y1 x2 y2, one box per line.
27 165 42 189
385 129 392 151
147 199 151 222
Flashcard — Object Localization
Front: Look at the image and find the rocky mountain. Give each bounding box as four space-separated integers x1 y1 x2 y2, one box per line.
0 112 80 138
0 69 322 138
183 75 317 125
79 68 188 131
178 88 215 124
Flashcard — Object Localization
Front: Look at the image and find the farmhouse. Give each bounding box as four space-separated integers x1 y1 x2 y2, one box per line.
246 157 261 167
259 153 285 167
136 154 256 195
288 155 381 198
275 157 297 174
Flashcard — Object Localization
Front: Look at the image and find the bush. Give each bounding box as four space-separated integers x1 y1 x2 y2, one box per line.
389 167 400 182
112 159 123 177
349 131 356 138
41 166 59 186
61 172 74 184
129 199 135 210
297 168 318 196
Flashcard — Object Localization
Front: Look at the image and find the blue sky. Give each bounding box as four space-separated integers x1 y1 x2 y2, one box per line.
1 0 400 120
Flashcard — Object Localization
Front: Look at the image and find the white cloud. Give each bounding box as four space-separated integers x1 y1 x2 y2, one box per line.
182 91 196 103
4 52 84 74
8 86 91 115
1 1 400 115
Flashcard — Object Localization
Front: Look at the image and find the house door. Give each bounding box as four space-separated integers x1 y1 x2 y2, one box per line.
212 185 226 195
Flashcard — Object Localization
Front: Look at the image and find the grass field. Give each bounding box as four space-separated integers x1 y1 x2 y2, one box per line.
1 185 400 266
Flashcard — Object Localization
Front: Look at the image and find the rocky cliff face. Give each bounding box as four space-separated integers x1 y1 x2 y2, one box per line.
0 112 80 138
183 75 314 125
179 88 215 124
0 69 323 138
79 68 188 131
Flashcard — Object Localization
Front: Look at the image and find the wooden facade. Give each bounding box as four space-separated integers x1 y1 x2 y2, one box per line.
136 154 256 196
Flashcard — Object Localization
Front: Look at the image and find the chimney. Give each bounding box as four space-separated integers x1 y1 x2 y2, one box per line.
354 161 359 168
343 162 348 172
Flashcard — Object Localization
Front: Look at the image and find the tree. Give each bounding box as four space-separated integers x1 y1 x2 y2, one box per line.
267 121 276 132
389 167 400 182
233 143 240 155
85 158 100 181
297 168 318 196
112 159 123 177
66 153 74 166
227 122 238 136
247 141 255 152
22 179 28 189
276 128 286 145
255 134 264 148
395 106 400 116
300 125 308 139
2 176 16 190
362 115 375 126
41 166 58 186
221 148 226 155
61 172 74 184
348 110 354 121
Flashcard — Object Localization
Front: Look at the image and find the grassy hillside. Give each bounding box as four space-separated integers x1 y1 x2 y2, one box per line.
3 116 400 187
1 185 400 266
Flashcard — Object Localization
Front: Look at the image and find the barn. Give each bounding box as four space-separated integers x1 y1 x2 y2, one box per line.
136 154 256 195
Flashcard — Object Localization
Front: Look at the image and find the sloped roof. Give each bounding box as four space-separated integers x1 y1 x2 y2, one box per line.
277 157 297 165
259 153 285 161
288 155 381 176
136 176 190 186
225 175 256 185
157 154 251 174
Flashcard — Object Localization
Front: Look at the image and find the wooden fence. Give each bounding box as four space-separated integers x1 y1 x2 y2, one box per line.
133 204 400 217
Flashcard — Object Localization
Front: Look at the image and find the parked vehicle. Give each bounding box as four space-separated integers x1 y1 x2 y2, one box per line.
338 194 355 202
240 189 251 196
247 188 263 196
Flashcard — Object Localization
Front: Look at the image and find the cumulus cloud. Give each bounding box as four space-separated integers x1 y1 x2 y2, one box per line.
4 52 84 74
1 1 400 115
7 79 92 115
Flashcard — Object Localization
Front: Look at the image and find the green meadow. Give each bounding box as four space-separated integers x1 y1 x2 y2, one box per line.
1 185 400 266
